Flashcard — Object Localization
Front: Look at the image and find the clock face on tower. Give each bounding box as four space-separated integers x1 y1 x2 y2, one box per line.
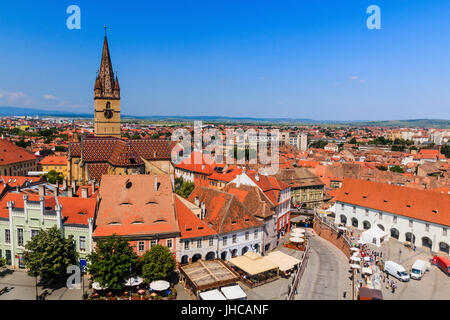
104 109 113 119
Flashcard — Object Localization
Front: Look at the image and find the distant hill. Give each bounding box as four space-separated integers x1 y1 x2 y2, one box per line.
0 106 91 118
0 106 448 128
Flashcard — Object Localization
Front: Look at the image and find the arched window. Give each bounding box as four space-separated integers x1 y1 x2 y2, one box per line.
106 101 111 109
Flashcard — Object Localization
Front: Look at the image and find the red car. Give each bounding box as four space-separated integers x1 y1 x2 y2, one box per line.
433 256 450 276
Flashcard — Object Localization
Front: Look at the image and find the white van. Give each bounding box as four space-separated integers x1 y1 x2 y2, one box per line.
410 260 430 280
384 261 410 282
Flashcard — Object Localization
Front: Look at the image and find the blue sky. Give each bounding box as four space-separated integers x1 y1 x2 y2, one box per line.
0 0 450 120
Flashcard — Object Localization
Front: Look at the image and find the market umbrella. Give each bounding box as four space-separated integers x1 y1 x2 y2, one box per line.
125 276 144 287
362 267 373 275
338 226 347 231
289 237 304 243
350 247 360 252
350 256 361 262
150 280 170 291
364 257 371 262
292 228 305 233
290 231 304 237
92 282 108 290
350 264 360 269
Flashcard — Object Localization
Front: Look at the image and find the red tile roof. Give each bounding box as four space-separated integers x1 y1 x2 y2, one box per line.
0 192 56 219
58 196 96 225
94 175 179 237
175 195 216 239
39 156 67 166
335 178 450 227
0 139 35 166
188 187 263 233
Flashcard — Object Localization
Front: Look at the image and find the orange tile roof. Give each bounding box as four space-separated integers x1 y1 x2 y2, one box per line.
1 176 42 187
175 196 216 239
0 192 56 219
40 155 67 166
58 196 96 225
335 178 450 227
94 175 179 237
0 139 36 165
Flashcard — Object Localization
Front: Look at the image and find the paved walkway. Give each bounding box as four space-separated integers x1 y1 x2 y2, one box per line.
0 269 84 300
295 230 352 300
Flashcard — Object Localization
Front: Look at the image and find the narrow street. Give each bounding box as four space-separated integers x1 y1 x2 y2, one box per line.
295 230 352 300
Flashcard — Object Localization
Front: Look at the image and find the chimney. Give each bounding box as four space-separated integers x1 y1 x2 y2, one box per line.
201 202 206 220
91 180 96 193
170 174 175 191
154 174 158 192
62 179 67 191
195 196 199 207
15 185 20 192
81 187 88 198
38 185 46 197
255 173 260 182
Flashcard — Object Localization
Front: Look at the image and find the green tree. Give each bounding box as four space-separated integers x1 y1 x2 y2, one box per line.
441 144 450 158
0 257 6 269
54 146 67 152
43 170 64 184
349 137 357 145
87 234 139 290
23 226 78 284
141 245 176 283
175 178 195 198
310 140 328 149
15 140 30 148
389 165 405 173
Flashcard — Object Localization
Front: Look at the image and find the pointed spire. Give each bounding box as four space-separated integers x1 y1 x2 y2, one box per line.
95 27 117 98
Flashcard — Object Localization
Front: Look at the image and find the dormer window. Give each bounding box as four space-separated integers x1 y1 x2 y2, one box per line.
432 210 438 214
131 221 143 224
108 222 121 225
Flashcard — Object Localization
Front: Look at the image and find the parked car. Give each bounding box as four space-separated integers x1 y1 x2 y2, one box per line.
384 261 410 282
410 260 430 280
433 256 450 276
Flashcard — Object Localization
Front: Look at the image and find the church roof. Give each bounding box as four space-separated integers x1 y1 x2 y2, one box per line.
69 136 173 181
96 30 119 97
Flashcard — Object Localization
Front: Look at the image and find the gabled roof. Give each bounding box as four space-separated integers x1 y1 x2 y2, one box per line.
225 183 274 219
94 175 179 237
0 139 35 165
40 156 67 166
188 187 263 234
0 192 56 219
58 196 96 225
175 195 216 239
335 178 450 227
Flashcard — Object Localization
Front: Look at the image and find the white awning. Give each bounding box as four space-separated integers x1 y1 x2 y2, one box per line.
199 289 227 300
150 280 170 291
350 264 360 269
92 282 108 290
350 256 361 262
125 276 143 287
220 285 247 300
265 251 301 272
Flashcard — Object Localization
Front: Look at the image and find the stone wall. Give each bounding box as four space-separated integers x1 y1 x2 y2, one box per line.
313 220 351 259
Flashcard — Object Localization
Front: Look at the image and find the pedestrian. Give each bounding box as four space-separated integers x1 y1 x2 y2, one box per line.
343 291 347 298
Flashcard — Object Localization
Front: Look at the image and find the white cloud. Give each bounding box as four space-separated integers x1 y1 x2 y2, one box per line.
43 94 58 100
0 90 31 105
359 79 367 83
349 76 359 81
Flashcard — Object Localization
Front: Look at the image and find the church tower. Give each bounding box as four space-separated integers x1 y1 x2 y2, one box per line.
94 27 121 137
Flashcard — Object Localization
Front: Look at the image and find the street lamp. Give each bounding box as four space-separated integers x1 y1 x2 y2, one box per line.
35 271 38 301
